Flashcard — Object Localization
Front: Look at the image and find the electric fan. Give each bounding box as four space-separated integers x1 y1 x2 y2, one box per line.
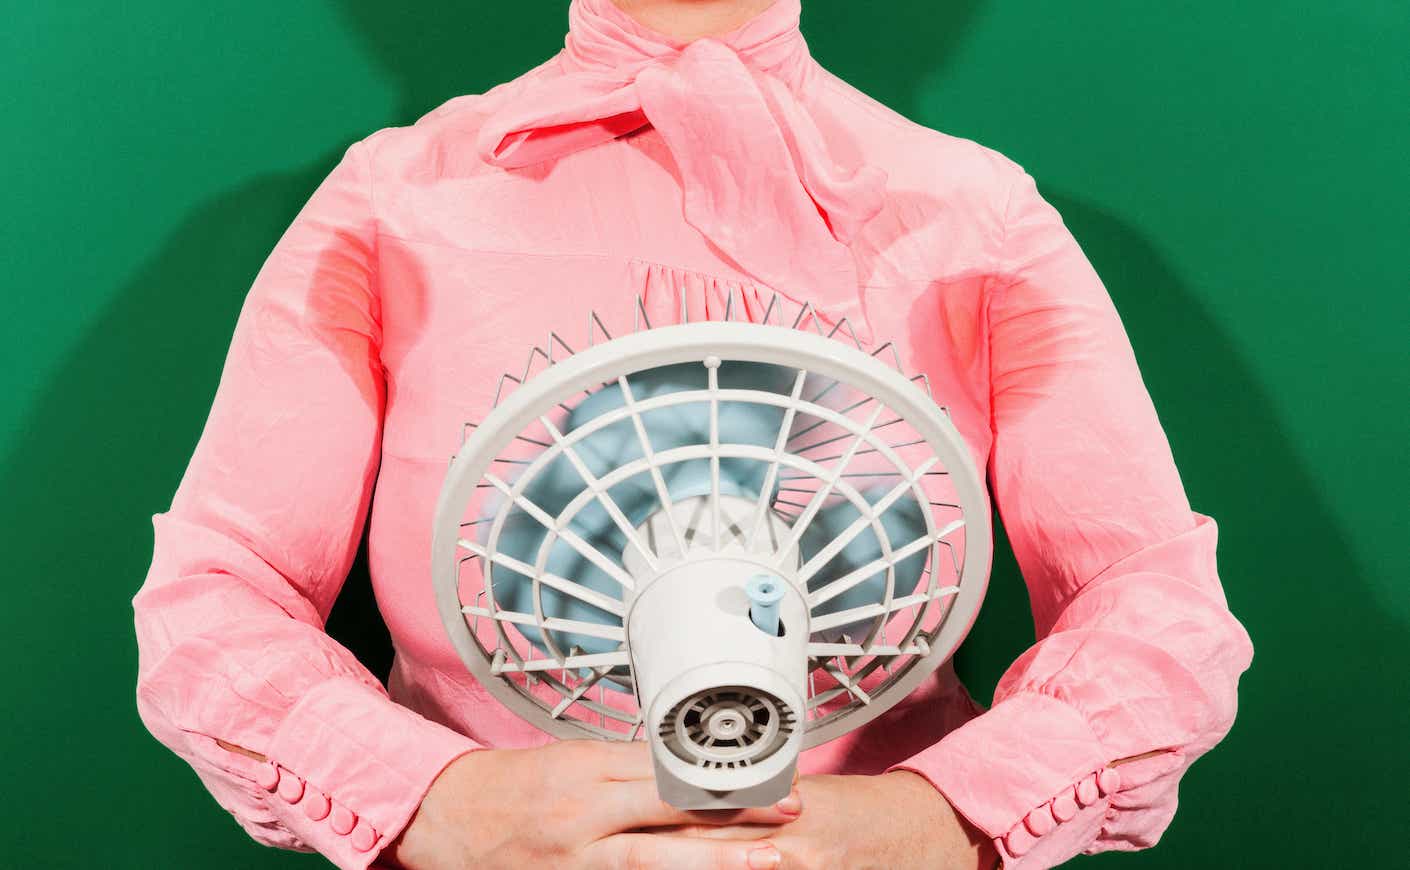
432 294 992 809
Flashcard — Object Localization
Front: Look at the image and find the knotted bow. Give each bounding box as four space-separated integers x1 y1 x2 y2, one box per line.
477 0 887 341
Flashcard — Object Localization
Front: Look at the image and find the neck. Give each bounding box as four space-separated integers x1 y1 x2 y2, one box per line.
608 0 779 41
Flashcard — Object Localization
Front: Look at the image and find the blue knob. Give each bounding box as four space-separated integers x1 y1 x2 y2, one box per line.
746 574 786 636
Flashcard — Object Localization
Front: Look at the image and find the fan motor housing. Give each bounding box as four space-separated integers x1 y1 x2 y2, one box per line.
627 553 809 808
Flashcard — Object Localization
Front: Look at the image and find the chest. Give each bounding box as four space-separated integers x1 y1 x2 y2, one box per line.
370 134 997 473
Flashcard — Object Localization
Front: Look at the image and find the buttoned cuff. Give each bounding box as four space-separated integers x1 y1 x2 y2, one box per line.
257 676 483 870
886 691 1121 868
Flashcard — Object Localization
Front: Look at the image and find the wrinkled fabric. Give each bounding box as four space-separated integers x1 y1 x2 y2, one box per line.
479 0 886 340
131 1 1254 868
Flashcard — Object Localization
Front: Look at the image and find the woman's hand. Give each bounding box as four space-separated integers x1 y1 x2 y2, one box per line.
774 772 996 869
663 771 998 870
384 739 798 870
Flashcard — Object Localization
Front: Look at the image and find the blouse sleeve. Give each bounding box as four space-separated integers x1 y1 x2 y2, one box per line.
886 164 1255 868
131 138 482 870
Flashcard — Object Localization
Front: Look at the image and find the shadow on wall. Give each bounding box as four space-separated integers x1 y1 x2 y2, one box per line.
802 0 986 110
332 0 570 122
0 5 554 863
3 0 1399 863
967 189 1407 860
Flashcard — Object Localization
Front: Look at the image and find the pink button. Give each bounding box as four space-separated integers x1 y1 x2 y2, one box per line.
350 820 379 853
276 769 304 803
1024 806 1054 836
302 790 331 822
1098 767 1122 797
255 762 280 792
330 803 357 836
1005 826 1038 858
1051 789 1078 822
1077 774 1100 807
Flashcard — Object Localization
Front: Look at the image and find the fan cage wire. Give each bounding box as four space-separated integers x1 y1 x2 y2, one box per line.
459 460 955 730
496 389 912 653
452 357 969 738
458 399 960 732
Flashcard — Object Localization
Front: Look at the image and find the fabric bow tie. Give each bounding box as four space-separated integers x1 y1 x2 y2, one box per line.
476 0 887 342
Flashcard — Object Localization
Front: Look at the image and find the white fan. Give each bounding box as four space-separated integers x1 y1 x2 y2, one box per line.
432 295 992 809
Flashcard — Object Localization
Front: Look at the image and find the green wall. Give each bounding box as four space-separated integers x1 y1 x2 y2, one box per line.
4 2 1404 865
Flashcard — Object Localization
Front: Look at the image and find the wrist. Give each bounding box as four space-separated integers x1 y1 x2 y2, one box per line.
884 770 999 870
383 748 493 870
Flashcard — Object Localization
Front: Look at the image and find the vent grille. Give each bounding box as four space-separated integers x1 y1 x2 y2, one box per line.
659 686 797 769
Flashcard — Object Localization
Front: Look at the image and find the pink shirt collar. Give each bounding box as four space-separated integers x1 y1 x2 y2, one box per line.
477 0 886 341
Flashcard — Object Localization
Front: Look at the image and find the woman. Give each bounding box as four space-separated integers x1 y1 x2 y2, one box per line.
132 1 1254 868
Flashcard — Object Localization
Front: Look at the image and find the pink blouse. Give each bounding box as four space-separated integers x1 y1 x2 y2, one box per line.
131 1 1254 867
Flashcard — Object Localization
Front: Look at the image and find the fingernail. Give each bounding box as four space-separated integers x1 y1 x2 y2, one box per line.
747 844 781 870
775 791 802 815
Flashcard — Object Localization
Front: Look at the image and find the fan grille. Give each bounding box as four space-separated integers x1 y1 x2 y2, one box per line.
432 294 992 749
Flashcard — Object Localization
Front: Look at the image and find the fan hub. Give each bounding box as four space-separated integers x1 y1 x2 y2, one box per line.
706 707 746 739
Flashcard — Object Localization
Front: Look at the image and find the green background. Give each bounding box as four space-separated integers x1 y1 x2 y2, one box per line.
4 1 1405 865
